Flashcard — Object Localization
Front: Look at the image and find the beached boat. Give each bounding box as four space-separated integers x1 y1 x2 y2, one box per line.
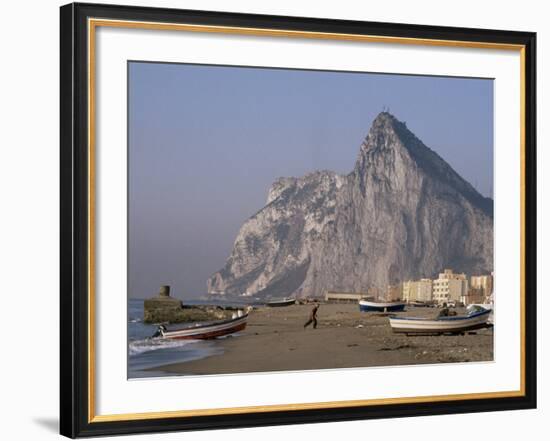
409 300 433 308
266 298 296 307
388 307 492 335
152 311 248 340
468 303 494 324
359 299 406 312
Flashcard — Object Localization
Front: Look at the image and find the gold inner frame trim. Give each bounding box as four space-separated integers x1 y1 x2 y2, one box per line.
87 17 527 424
91 390 524 423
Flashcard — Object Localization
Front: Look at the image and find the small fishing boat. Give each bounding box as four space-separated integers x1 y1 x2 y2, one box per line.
266 297 296 307
152 310 248 340
359 299 406 312
468 303 494 324
388 307 492 335
409 301 432 308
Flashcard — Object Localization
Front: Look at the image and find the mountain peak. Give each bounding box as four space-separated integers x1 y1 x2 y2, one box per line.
353 112 410 181
356 112 405 158
372 111 406 131
372 110 399 125
355 112 493 217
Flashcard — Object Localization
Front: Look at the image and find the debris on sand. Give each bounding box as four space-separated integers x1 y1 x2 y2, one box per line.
379 344 413 351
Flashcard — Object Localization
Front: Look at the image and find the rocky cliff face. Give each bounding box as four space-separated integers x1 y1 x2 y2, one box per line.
207 112 493 298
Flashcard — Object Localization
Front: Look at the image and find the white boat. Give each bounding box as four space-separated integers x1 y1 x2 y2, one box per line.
409 301 431 307
388 307 492 335
266 298 296 307
152 310 248 340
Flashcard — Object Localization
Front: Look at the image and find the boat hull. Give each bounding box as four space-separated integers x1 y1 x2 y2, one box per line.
159 314 248 340
266 299 296 307
359 300 405 312
389 309 491 334
409 301 432 308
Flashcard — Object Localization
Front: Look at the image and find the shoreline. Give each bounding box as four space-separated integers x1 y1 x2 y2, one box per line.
142 303 493 377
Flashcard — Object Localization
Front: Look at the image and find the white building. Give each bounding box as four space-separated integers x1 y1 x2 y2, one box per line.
470 274 493 300
402 278 433 302
325 291 366 302
432 269 468 305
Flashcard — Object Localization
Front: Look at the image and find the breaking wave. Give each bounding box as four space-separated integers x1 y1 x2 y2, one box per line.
129 338 196 356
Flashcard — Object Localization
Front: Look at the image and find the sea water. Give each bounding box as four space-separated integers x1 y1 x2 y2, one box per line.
127 299 223 378
127 298 257 378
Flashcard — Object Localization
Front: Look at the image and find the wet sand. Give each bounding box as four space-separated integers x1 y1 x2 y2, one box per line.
150 303 493 376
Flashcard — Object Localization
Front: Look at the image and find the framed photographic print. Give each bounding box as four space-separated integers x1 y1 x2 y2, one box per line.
60 2 537 438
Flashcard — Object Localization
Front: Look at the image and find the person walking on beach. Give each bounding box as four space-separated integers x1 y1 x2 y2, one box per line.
304 303 319 329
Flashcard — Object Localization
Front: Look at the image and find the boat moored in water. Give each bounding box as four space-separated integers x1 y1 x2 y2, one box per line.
388 306 492 335
359 299 406 312
152 310 248 340
266 298 296 307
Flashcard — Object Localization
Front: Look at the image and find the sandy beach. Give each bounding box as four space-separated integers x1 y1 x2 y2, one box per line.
148 303 493 376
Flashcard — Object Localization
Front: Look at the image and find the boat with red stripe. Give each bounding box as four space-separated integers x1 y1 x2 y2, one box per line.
152 310 249 340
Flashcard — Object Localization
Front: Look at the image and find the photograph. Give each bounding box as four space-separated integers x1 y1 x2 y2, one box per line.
56 2 537 437
127 62 495 378
0 0 544 437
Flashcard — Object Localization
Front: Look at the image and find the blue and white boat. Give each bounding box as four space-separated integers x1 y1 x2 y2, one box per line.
359 299 406 312
388 307 492 335
468 303 494 324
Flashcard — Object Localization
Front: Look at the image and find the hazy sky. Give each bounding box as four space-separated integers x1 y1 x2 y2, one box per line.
128 62 493 299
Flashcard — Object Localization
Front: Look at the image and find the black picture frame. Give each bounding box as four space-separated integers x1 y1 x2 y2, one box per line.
60 2 537 438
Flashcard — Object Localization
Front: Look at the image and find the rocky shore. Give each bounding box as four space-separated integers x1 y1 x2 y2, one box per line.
143 286 237 324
